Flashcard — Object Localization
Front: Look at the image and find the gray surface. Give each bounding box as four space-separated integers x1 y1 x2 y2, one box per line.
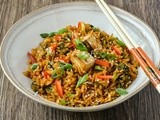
0 0 160 120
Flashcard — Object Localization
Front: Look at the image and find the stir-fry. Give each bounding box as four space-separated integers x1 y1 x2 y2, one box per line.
23 22 139 107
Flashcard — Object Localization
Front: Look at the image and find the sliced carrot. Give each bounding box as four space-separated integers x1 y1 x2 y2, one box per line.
95 59 110 67
55 80 63 98
27 52 37 64
97 75 113 79
42 71 50 79
51 43 58 51
112 46 121 55
54 35 62 41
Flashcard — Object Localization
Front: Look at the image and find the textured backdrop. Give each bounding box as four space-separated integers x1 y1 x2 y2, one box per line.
0 0 160 120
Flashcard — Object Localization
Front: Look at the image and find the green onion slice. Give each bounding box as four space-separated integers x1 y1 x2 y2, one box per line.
67 93 75 98
94 66 104 71
99 52 116 60
52 67 64 78
75 39 88 51
31 63 38 70
57 28 68 34
59 99 69 105
76 74 88 87
49 32 56 37
52 63 72 79
63 63 72 70
116 40 126 47
116 88 128 95
40 33 49 38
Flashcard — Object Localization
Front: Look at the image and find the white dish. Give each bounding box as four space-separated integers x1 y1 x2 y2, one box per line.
0 1 160 112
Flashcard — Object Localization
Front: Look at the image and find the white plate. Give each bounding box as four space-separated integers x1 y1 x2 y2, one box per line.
1 1 160 112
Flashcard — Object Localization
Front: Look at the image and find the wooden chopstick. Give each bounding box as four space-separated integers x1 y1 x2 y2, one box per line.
95 0 160 93
98 0 160 80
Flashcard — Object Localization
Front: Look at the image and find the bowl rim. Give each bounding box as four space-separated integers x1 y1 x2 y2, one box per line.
0 1 160 112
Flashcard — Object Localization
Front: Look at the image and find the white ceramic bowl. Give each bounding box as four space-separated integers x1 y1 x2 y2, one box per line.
1 1 160 112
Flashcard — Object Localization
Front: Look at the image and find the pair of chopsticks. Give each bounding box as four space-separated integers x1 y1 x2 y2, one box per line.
95 0 160 93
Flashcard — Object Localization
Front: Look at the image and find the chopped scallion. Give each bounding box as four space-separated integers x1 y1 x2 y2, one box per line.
94 66 104 71
40 33 49 38
49 32 56 37
99 52 116 60
59 99 69 105
76 74 88 87
52 68 64 78
116 40 126 47
57 28 67 34
67 93 75 98
31 63 38 70
52 63 72 79
75 39 88 51
63 63 72 70
116 88 128 95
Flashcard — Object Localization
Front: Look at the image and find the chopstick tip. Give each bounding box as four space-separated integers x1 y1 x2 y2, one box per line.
156 84 160 93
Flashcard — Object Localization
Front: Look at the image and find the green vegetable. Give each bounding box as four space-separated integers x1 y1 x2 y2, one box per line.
52 67 64 78
63 63 72 70
59 99 69 105
52 63 72 79
117 63 125 69
76 74 88 87
77 52 89 60
90 24 99 31
116 40 126 47
108 36 117 41
49 32 56 37
90 24 94 28
31 81 39 92
45 86 52 93
31 63 38 70
116 88 128 95
57 28 68 34
59 62 72 70
40 33 49 38
40 32 56 38
67 93 75 98
113 73 120 81
93 27 99 31
59 62 65 67
94 66 104 71
52 72 60 78
99 52 116 60
75 39 88 51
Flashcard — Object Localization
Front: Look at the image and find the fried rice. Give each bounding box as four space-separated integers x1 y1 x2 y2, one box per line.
23 22 139 107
